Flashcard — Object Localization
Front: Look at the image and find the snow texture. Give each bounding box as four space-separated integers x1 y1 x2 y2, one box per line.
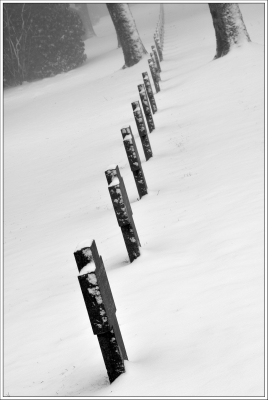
75 239 94 252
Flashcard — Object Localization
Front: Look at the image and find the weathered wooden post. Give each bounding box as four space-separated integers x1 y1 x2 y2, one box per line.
142 72 157 114
154 34 163 61
159 5 165 49
74 240 128 383
137 84 155 133
121 126 148 199
105 165 141 262
131 101 153 161
152 45 161 72
155 5 164 57
160 4 165 47
148 59 160 93
150 52 161 79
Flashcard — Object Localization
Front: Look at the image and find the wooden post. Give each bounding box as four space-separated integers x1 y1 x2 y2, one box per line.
138 84 155 133
74 240 128 383
105 165 141 262
148 59 160 93
150 52 161 80
142 72 158 114
157 5 164 49
160 5 165 47
154 34 163 61
155 5 164 56
131 101 153 161
121 126 148 198
152 45 161 72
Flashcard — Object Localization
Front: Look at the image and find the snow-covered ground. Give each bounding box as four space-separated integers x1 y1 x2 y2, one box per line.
3 3 265 398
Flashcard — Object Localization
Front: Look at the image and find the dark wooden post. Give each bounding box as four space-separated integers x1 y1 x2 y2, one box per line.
160 5 165 48
148 59 160 93
131 101 153 161
160 4 165 48
152 45 161 72
74 240 128 383
142 72 157 113
105 165 141 262
121 126 148 198
154 34 163 61
138 84 155 133
132 100 147 136
150 52 161 80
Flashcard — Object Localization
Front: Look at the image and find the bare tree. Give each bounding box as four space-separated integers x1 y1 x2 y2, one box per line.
3 4 33 85
106 3 147 68
209 3 251 59
71 3 96 40
4 3 86 87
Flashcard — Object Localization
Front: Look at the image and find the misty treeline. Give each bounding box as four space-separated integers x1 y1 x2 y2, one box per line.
3 2 251 88
3 3 87 87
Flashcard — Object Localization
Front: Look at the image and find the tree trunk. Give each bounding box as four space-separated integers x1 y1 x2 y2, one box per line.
106 3 147 68
208 3 251 59
116 32 121 49
73 3 96 40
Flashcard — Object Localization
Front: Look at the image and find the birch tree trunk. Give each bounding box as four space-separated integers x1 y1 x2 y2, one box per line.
209 4 251 59
106 3 147 68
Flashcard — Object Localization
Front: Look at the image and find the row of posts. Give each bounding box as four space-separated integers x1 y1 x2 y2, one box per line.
74 5 165 384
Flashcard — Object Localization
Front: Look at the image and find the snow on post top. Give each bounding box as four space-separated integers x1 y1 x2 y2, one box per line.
133 103 141 112
75 239 94 252
106 165 120 186
106 164 117 171
74 240 96 275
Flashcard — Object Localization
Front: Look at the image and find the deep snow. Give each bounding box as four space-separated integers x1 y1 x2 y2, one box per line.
3 2 265 398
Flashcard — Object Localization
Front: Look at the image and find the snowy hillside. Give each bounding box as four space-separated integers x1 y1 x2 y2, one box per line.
3 3 265 398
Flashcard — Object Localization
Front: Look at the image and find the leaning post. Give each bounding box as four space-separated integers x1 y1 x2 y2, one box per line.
148 59 160 93
142 72 158 113
74 240 128 383
154 34 163 61
150 52 161 79
152 45 161 72
138 84 155 133
131 101 153 161
105 165 141 262
121 126 148 198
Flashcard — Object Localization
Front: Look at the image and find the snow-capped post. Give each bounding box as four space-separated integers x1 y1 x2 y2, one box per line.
155 4 164 54
142 72 158 113
132 101 153 161
74 240 128 383
150 52 161 79
148 59 160 93
121 126 148 198
138 84 155 133
154 34 163 61
159 4 165 49
105 165 141 262
152 45 161 73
